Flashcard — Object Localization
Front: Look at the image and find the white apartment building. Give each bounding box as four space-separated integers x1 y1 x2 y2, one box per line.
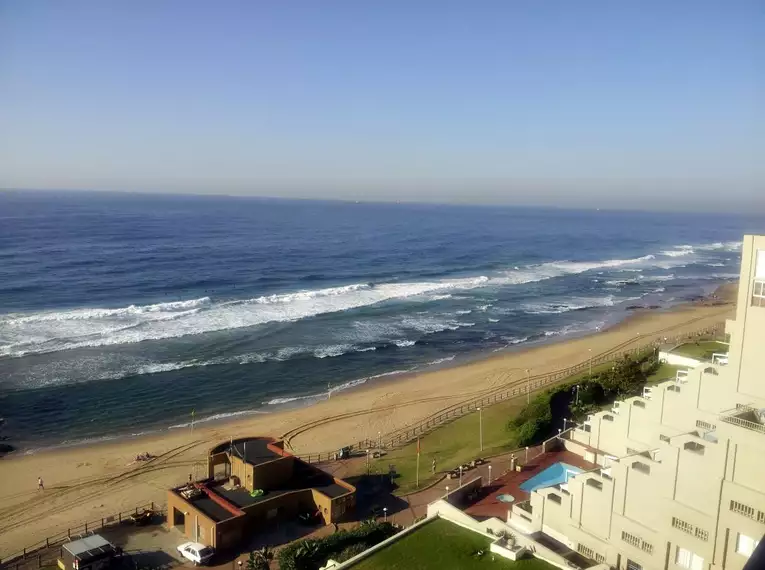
509 235 765 570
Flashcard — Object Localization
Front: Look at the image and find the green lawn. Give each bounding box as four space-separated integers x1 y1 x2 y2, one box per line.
366 360 625 494
671 341 728 361
646 362 684 385
369 398 524 494
350 518 556 570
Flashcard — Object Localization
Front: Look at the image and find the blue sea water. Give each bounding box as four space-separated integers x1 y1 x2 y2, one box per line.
0 190 760 450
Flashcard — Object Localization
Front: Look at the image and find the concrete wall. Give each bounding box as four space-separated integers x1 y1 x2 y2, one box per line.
659 352 702 368
166 491 219 548
251 456 294 490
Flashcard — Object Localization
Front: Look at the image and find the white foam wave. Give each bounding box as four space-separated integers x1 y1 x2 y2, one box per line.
169 409 267 429
522 295 615 315
393 339 416 347
455 309 472 315
426 355 456 366
488 318 500 323
0 248 716 358
263 368 412 406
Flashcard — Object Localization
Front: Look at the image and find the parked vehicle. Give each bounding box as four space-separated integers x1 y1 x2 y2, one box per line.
177 542 215 565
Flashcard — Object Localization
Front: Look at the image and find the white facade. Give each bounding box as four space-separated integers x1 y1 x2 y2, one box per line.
510 235 765 570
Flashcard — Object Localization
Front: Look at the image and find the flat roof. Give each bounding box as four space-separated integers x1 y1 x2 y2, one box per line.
231 438 281 466
63 535 115 559
215 485 293 509
189 495 238 523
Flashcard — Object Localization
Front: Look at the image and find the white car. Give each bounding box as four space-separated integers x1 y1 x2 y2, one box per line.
177 542 215 565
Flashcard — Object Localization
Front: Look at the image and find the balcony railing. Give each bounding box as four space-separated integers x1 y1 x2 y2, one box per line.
516 500 533 514
719 405 765 435
753 279 765 307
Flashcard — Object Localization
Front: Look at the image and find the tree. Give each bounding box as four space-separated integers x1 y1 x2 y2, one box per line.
246 547 274 570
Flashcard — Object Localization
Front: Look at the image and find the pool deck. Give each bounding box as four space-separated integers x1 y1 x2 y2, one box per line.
464 449 596 520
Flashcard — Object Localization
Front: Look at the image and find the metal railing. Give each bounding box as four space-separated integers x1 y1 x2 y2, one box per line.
719 406 765 435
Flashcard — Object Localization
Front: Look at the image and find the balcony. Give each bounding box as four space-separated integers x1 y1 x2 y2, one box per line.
719 404 765 435
752 279 765 307
516 500 533 514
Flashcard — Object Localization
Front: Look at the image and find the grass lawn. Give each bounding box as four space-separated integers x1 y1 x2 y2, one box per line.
671 341 728 361
369 398 524 494
350 518 556 570
366 360 625 494
646 362 684 385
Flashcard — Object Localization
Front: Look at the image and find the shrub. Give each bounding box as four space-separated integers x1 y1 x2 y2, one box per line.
277 520 397 570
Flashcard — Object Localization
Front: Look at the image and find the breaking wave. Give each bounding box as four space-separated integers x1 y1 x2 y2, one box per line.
0 246 733 358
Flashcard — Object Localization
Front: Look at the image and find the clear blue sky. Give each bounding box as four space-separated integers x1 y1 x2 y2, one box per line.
1 0 763 210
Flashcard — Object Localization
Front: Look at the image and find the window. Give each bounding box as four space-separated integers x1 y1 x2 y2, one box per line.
684 441 705 455
548 493 562 504
667 385 681 393
703 367 718 376
621 531 653 554
587 478 603 491
730 500 765 523
736 533 760 558
633 400 646 408
603 414 614 422
622 531 641 549
672 517 694 535
660 434 671 443
676 547 704 570
626 560 642 570
632 461 650 475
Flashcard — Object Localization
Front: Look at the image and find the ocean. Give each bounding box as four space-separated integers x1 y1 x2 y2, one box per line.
0 191 760 451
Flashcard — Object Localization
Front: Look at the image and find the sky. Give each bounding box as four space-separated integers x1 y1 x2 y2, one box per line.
1 0 763 211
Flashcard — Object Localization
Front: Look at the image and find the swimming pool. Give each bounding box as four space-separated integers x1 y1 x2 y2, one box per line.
519 462 582 493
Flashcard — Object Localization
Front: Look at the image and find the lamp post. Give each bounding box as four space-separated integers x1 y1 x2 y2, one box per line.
488 465 492 484
378 431 382 449
575 384 580 406
445 485 450 497
237 560 242 570
588 348 592 377
526 368 531 404
563 418 567 432
383 507 388 522
459 465 463 487
478 407 483 452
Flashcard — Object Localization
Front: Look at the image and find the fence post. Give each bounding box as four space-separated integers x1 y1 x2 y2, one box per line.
119 511 121 523
46 537 49 548
85 521 88 533
38 554 42 569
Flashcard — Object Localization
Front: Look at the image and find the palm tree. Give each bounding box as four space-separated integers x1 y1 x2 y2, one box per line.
248 546 273 570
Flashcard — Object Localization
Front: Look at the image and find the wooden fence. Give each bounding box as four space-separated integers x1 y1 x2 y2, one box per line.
0 502 160 569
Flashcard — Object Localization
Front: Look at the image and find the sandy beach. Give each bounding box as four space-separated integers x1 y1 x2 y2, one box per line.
0 287 736 555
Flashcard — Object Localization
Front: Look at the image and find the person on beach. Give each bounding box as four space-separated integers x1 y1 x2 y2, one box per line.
37 476 44 491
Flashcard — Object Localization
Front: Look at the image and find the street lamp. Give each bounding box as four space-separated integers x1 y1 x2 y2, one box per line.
459 465 463 487
588 348 592 377
478 407 483 452
383 507 388 522
575 384 580 406
237 560 242 570
378 431 382 449
525 368 531 404
445 485 450 497
488 465 492 484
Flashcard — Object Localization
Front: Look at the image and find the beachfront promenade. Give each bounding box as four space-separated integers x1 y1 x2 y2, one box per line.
0 298 734 559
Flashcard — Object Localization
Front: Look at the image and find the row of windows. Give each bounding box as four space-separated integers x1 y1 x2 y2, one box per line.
730 500 765 523
671 517 709 542
631 461 650 475
621 531 653 555
576 543 606 564
695 419 716 430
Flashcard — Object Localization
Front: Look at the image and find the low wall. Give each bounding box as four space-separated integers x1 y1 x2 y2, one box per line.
658 351 701 368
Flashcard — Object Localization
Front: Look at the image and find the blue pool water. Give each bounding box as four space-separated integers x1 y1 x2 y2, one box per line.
520 462 583 493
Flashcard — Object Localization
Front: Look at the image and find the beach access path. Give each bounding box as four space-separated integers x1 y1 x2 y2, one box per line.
0 294 735 557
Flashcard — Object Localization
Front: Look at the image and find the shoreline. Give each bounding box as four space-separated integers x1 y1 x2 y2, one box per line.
4 280 738 456
0 284 736 553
